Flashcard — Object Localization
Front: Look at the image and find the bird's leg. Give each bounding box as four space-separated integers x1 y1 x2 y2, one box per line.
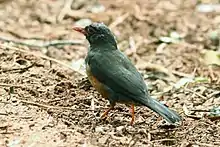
130 104 135 125
101 104 115 118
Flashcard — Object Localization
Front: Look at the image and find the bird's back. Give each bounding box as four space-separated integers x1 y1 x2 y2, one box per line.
86 48 149 105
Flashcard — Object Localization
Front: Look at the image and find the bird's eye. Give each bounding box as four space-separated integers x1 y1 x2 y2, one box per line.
86 26 96 34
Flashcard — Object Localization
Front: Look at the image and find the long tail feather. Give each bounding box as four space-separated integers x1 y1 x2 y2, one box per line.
142 97 181 124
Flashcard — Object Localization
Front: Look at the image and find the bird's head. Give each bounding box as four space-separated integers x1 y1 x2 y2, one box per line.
73 22 117 49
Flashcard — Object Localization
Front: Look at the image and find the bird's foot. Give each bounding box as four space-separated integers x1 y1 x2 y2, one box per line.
101 106 114 119
130 104 135 125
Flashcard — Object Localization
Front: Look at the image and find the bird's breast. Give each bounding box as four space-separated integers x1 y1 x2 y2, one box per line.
86 63 109 98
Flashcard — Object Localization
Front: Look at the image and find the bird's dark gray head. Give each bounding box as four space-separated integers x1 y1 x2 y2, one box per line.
73 22 117 49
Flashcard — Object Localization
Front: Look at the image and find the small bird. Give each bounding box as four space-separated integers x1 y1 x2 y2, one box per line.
73 22 181 125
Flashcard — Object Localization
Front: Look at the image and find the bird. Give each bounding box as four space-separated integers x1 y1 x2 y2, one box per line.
73 22 181 125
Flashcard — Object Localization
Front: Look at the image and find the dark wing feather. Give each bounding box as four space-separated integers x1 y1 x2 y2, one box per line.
87 50 148 102
87 49 182 124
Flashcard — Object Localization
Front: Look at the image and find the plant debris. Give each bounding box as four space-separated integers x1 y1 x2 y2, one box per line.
0 0 220 146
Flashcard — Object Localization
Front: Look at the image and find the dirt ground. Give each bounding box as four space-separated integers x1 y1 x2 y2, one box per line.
0 0 220 146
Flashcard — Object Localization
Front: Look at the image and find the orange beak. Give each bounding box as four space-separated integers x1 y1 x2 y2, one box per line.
73 27 87 35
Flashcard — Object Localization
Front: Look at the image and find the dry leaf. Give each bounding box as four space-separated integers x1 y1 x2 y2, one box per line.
203 50 220 65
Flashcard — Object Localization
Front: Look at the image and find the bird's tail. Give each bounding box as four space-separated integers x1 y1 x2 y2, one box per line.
142 97 181 124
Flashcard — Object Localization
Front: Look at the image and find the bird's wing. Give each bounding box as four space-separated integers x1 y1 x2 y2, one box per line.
87 50 148 102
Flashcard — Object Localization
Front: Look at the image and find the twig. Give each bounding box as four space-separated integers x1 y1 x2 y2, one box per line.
136 62 177 81
0 36 84 47
208 65 215 81
207 115 220 121
0 63 35 73
0 83 30 88
184 88 207 99
218 29 220 52
67 9 118 23
183 104 202 119
19 99 96 111
0 124 11 129
195 142 218 147
152 138 176 142
57 0 74 22
184 106 220 121
133 4 158 26
172 70 193 78
109 13 129 29
190 109 210 112
0 44 83 75
0 112 8 116
208 90 220 98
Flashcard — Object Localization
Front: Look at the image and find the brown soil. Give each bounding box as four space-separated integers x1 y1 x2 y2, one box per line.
0 0 220 146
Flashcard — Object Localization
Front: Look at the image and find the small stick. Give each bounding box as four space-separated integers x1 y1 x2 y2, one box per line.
57 0 74 22
0 63 35 73
172 70 193 78
0 36 84 47
0 112 8 116
109 13 129 29
184 88 207 100
190 109 210 112
208 65 215 81
195 142 218 147
152 138 176 143
0 44 79 74
183 104 201 119
0 83 29 88
19 99 96 111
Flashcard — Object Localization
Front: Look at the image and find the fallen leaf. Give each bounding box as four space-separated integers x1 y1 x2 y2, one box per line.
174 77 194 89
71 59 86 76
194 77 209 82
203 50 220 65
